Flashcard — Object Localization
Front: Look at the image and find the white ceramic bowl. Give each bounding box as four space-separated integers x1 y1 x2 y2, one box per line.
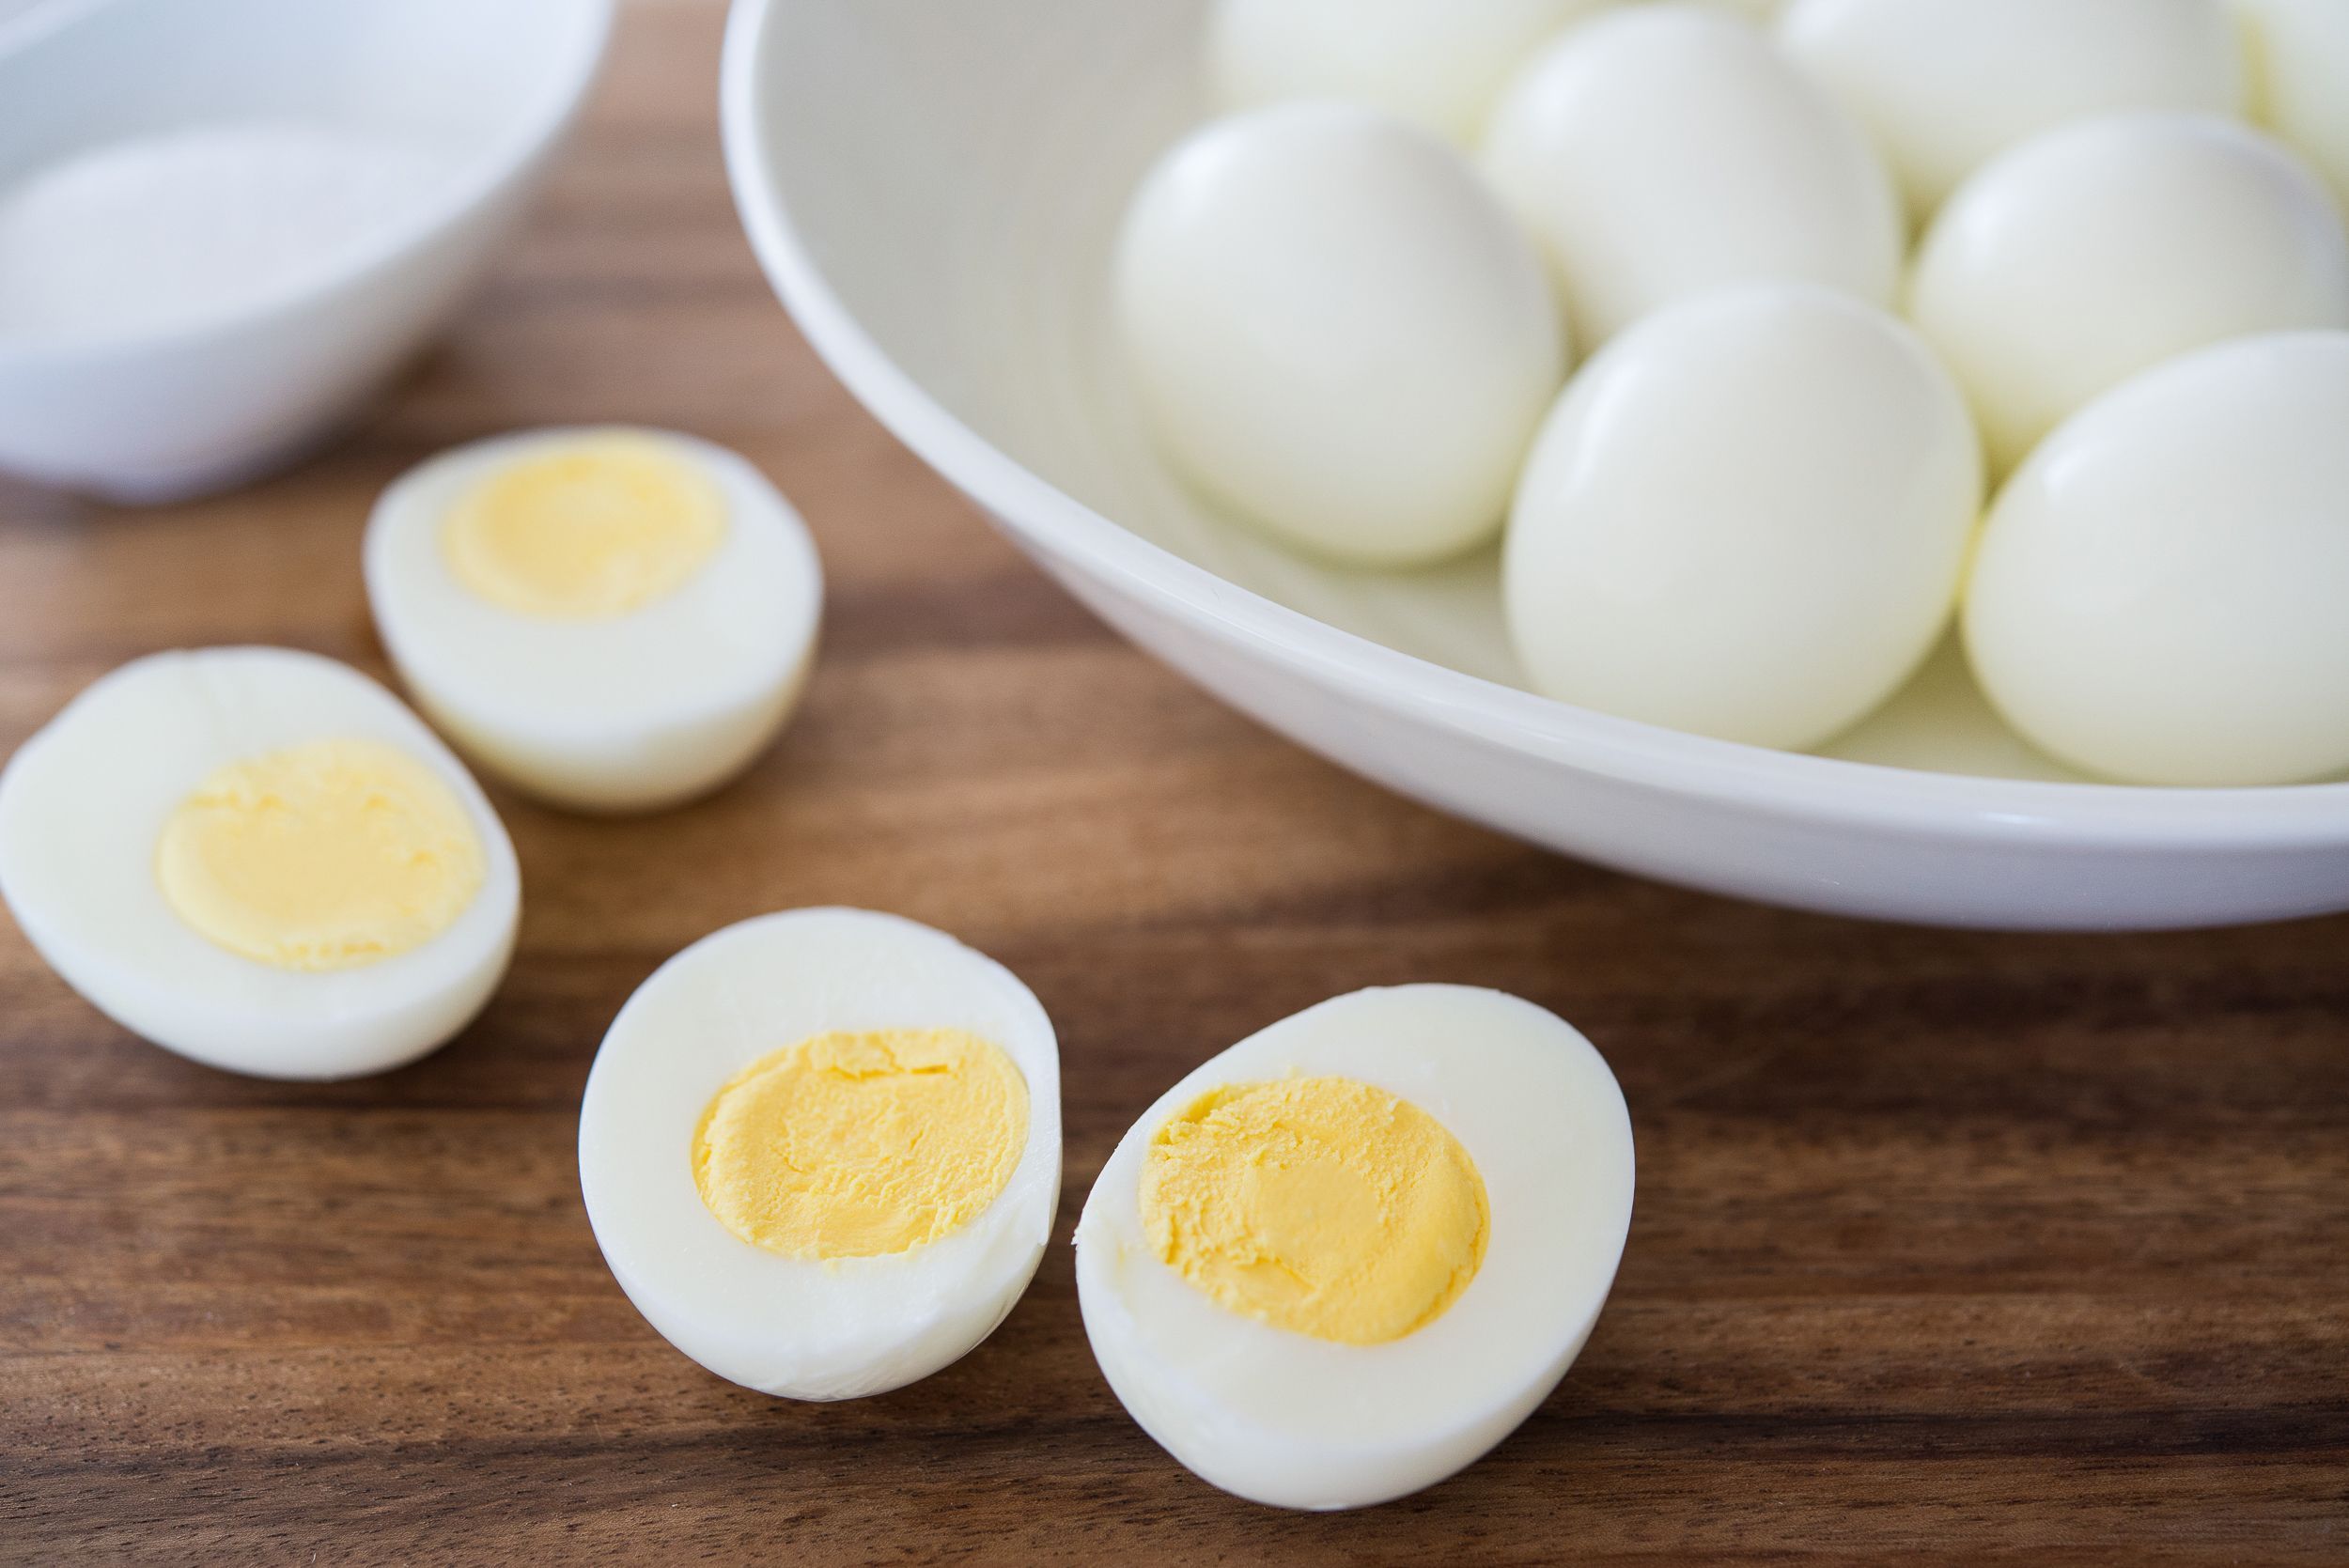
721 0 2349 931
0 0 614 501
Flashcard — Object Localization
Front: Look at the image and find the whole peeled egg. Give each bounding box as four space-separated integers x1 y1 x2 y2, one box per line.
366 427 822 815
0 646 520 1079
2233 0 2349 211
1909 112 2349 475
1504 284 1983 753
1779 0 2246 220
1964 332 2349 787
580 908 1062 1399
1206 0 1617 147
1076 985 1633 1510
1482 4 1902 350
1117 102 1564 567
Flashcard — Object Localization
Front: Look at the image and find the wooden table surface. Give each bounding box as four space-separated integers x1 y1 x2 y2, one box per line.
5 4 2347 1562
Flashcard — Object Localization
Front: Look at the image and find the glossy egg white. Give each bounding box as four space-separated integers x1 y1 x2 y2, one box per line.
365 427 822 814
578 908 1062 1401
2234 0 2349 211
1075 985 1633 1512
1482 4 1901 349
1780 0 2246 219
1964 332 2349 787
0 646 520 1079
1206 0 1614 146
1910 112 2349 474
1117 102 1564 567
1505 284 1983 752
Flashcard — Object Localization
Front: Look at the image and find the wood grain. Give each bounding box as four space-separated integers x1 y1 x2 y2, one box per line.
3 3 2346 1561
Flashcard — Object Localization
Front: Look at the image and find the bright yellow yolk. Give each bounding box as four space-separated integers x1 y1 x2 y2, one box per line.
1140 1076 1488 1345
442 434 727 618
155 737 485 971
692 1028 1029 1261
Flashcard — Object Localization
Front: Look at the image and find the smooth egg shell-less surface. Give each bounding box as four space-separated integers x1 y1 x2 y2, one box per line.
0 646 519 1079
366 427 822 814
1076 985 1634 1511
1964 331 2349 787
578 908 1061 1401
1909 112 2349 475
1482 4 1900 349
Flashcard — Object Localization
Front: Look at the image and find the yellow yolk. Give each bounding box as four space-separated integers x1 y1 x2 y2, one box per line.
155 737 485 971
1140 1076 1488 1345
692 1028 1029 1261
442 434 727 618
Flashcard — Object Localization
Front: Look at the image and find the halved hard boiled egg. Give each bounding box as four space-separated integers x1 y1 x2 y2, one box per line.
365 427 822 814
578 908 1063 1400
1076 985 1634 1511
0 646 520 1079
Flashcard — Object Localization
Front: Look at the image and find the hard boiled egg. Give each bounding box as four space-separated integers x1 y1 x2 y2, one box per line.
1116 102 1565 567
1505 284 1982 752
1482 4 1901 349
0 646 519 1079
1076 985 1633 1511
1206 0 1614 147
1780 0 2245 220
365 427 822 814
579 908 1062 1400
1964 332 2349 786
1909 113 2349 474
2234 0 2349 211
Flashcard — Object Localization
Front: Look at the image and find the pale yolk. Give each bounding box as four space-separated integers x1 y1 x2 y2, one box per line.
442 434 727 618
1140 1076 1488 1345
155 737 485 971
692 1028 1029 1261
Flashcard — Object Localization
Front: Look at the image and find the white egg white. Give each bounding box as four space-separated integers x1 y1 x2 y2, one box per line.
1964 331 2349 786
1075 985 1635 1512
0 646 521 1079
577 908 1063 1401
1482 4 1901 349
364 427 822 814
1504 283 1983 752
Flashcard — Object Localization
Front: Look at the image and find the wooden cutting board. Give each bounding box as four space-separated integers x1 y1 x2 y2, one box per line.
3 4 2344 1561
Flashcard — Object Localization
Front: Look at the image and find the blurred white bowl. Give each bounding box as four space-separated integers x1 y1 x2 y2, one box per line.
0 0 613 500
722 0 2349 931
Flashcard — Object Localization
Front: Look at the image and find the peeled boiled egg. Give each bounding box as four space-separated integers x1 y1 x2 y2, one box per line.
1505 284 1982 752
1116 102 1565 567
2234 0 2349 211
1909 113 2349 474
1076 985 1632 1511
578 908 1062 1400
1482 4 1901 349
365 427 822 814
1206 0 1613 147
0 646 519 1079
1780 0 2246 220
1964 332 2349 786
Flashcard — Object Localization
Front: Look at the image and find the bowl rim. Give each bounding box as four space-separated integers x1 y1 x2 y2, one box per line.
718 0 2349 850
0 0 617 368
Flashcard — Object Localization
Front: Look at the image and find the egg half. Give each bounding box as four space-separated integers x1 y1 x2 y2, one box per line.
0 646 520 1079
1076 985 1634 1511
578 908 1063 1400
366 427 822 814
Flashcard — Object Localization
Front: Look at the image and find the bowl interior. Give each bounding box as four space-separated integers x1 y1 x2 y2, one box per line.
0 0 607 191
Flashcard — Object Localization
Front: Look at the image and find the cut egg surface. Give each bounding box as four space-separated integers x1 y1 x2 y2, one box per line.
1075 986 1634 1512
578 908 1063 1401
365 427 822 814
0 646 520 1079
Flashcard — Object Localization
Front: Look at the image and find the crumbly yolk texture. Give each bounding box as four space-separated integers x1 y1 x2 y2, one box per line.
1140 1076 1488 1345
442 434 727 618
692 1029 1029 1261
155 737 485 971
